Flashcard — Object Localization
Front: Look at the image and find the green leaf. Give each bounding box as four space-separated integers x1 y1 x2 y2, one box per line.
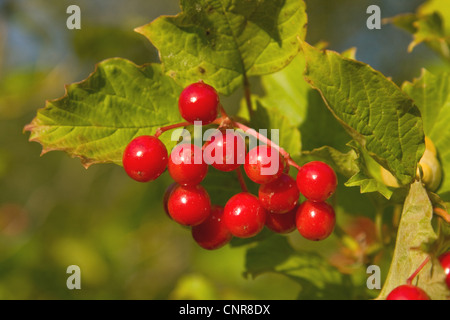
402 70 450 200
418 0 450 34
244 234 356 299
301 146 358 178
258 48 351 152
302 41 425 186
386 12 450 60
201 167 257 208
344 141 395 200
24 59 184 168
136 0 307 95
377 181 449 300
258 50 309 127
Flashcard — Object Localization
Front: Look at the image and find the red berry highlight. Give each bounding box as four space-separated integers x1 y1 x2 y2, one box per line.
258 173 299 214
192 205 232 250
296 161 337 202
178 81 219 125
122 135 168 182
168 143 208 186
295 200 336 241
223 192 267 238
203 130 246 172
439 252 450 290
244 145 285 184
167 184 211 226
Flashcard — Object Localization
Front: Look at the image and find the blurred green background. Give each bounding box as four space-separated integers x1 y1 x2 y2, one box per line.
0 0 440 299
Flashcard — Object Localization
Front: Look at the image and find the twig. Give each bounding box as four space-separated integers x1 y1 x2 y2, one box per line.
236 167 248 193
154 121 191 138
433 207 450 223
406 255 430 286
232 120 301 171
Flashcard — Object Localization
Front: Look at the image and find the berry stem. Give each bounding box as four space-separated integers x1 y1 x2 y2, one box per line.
233 121 287 156
287 158 302 171
406 255 430 286
236 167 248 193
433 207 450 223
155 121 191 138
233 120 301 171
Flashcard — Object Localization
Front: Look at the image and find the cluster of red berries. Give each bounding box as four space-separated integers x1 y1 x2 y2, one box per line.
122 81 338 250
121 81 450 299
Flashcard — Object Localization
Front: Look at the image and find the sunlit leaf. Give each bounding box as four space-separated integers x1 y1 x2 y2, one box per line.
377 181 449 300
302 41 425 186
136 0 307 95
25 59 184 168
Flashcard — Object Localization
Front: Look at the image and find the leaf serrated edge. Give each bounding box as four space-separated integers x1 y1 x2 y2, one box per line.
23 58 163 169
300 40 425 186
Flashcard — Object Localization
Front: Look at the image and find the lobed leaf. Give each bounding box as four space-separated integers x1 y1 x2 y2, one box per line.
136 0 307 95
402 69 450 200
258 48 351 152
258 50 309 127
24 59 184 168
386 12 450 60
302 41 425 186
377 181 449 300
418 0 450 34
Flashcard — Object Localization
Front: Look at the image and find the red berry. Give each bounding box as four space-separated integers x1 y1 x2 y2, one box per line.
168 143 208 186
178 81 219 125
259 173 300 214
167 184 211 226
439 252 450 289
386 284 430 300
203 130 246 172
223 192 267 238
244 145 285 184
122 135 168 182
192 205 232 250
296 161 337 202
295 200 336 241
163 182 178 217
265 205 298 234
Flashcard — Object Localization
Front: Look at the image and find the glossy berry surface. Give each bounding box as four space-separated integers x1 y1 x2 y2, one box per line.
244 145 285 184
223 192 267 238
168 143 208 186
178 81 219 125
439 252 450 289
191 205 232 250
296 161 337 202
203 130 246 172
386 284 430 300
265 205 298 234
259 173 299 214
122 135 168 182
167 184 211 226
295 200 336 241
